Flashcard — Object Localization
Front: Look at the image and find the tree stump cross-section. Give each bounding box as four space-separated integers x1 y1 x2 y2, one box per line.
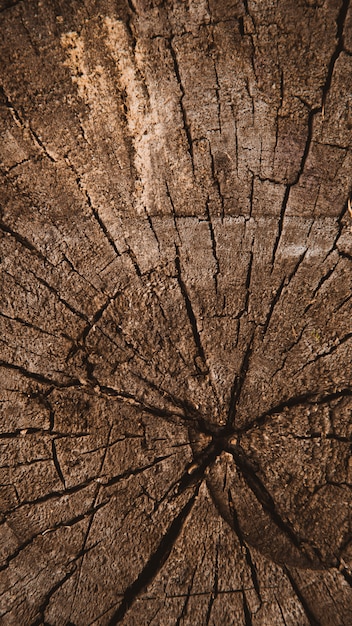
0 0 352 624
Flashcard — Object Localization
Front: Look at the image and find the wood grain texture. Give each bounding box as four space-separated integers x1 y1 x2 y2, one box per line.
0 0 351 624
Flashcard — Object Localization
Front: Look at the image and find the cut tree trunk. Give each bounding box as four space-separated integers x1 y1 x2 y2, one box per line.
0 0 352 624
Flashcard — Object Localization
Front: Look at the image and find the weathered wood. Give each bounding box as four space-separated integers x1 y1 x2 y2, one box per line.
0 0 351 624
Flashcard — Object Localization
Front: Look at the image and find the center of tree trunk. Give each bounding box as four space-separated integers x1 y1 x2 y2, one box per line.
190 408 351 570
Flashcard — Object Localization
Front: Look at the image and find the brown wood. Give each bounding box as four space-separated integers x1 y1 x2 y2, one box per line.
0 0 352 624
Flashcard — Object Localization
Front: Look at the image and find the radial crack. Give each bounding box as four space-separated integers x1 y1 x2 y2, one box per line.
322 0 350 111
168 38 194 171
271 107 319 267
241 388 352 433
0 360 81 388
175 565 197 626
229 445 323 567
175 248 208 373
65 156 120 258
30 270 88 321
242 589 254 626
283 567 321 626
227 334 254 427
104 455 174 488
209 142 225 218
204 540 219 626
107 489 199 625
30 567 77 626
205 198 220 292
51 439 65 486
0 220 48 263
227 491 262 605
1 500 108 572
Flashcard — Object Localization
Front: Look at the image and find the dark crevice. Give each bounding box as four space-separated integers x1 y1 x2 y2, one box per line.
338 250 352 261
238 16 245 37
175 567 197 626
212 55 222 135
271 106 319 267
241 388 352 434
242 590 254 626
288 246 309 283
270 186 289 268
227 335 254 428
284 568 321 626
66 291 120 362
155 435 226 513
5 478 96 515
327 195 352 257
83 190 119 258
1 86 55 162
227 491 262 604
30 567 77 626
107 489 199 625
51 440 65 485
97 381 186 423
1 500 108 572
204 542 219 626
175 248 208 373
0 311 59 337
0 427 43 439
243 0 251 18
228 444 323 567
0 219 49 263
166 589 246 598
1 456 52 469
73 335 180 416
68 428 113 618
266 245 309 337
244 248 254 313
126 0 137 14
29 127 55 162
63 155 120 258
104 455 173 487
303 264 337 314
248 173 254 217
209 142 225 218
165 180 181 240
0 84 23 124
126 245 142 276
276 595 289 626
176 441 219 495
322 0 350 111
132 370 190 421
32 271 88 321
242 0 257 80
340 567 352 587
335 291 352 312
125 0 138 53
296 332 352 374
146 214 160 253
0 359 81 389
205 198 220 292
168 38 194 171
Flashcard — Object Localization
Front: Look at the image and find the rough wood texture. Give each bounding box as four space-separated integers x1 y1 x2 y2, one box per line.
0 0 352 624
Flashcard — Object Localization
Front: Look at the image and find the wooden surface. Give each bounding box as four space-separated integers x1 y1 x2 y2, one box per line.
0 0 351 624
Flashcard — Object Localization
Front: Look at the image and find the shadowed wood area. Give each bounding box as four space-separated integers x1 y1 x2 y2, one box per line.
0 0 352 624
